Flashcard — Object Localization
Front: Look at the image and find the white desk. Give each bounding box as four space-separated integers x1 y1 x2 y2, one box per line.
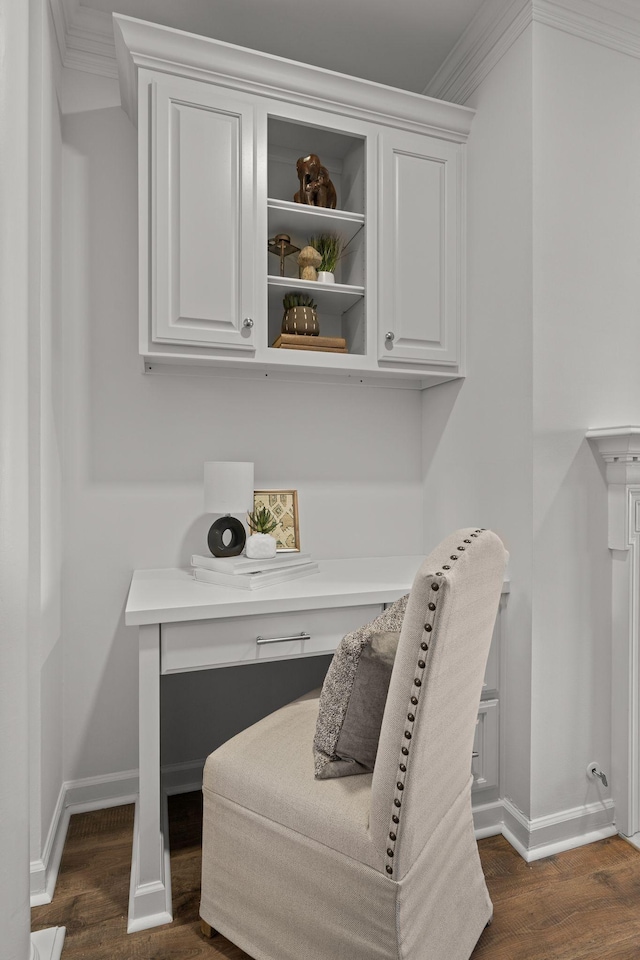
124 556 425 933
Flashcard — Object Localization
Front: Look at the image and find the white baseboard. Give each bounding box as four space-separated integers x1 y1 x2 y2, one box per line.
620 831 640 852
473 798 504 838
30 783 67 906
30 760 204 907
31 764 617 906
502 796 617 862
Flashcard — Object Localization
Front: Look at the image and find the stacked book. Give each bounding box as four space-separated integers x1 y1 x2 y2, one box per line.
191 551 319 590
272 333 348 354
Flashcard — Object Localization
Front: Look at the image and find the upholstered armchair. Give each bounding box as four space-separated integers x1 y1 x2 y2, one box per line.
200 528 507 960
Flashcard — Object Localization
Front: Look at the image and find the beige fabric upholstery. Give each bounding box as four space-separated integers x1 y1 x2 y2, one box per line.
200 528 507 960
202 689 379 868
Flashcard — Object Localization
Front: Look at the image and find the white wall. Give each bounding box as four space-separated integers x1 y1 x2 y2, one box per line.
423 28 534 817
530 22 640 819
59 71 424 782
28 0 65 885
424 15 640 832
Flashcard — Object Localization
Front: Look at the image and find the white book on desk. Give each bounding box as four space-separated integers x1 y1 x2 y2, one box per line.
191 552 312 575
192 562 320 591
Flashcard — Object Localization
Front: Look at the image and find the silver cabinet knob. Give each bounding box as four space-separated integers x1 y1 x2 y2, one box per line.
385 331 395 341
243 318 254 328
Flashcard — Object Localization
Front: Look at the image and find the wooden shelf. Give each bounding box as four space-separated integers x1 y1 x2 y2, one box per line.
267 275 364 314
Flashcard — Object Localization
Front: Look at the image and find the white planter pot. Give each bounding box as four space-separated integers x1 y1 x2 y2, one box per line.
246 533 278 559
317 271 335 284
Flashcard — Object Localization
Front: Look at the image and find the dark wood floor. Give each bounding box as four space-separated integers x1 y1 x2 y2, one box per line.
32 792 640 959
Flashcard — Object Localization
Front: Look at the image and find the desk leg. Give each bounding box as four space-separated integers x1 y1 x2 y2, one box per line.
127 623 173 932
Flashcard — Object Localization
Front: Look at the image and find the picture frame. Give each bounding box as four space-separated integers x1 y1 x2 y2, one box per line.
253 490 300 552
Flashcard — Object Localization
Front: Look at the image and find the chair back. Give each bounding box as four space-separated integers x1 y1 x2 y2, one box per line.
370 528 507 878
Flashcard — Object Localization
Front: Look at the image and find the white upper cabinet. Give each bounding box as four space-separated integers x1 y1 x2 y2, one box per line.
114 15 474 388
378 130 463 366
149 74 259 351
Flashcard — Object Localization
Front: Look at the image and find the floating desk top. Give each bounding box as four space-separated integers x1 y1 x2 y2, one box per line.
125 556 429 626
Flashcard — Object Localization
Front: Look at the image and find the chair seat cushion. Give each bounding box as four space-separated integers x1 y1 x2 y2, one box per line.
313 595 408 779
202 690 380 868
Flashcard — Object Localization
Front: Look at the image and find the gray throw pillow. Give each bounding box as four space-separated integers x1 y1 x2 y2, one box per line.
313 595 408 779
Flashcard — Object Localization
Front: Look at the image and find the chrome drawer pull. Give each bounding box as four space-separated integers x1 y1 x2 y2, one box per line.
256 631 310 645
472 751 479 759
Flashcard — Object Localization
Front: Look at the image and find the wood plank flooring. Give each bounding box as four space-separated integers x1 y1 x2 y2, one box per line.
32 792 640 959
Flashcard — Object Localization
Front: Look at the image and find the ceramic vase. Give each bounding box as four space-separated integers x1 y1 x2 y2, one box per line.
281 305 319 336
246 533 278 559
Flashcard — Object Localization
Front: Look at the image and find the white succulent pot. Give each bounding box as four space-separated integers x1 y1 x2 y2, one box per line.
316 271 335 284
245 532 278 559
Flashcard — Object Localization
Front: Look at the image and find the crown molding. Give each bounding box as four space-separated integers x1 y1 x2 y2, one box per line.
113 14 474 140
424 0 640 104
48 0 640 92
48 0 117 78
534 0 640 59
424 0 533 103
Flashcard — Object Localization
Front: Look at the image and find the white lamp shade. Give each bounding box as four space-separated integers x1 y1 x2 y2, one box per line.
204 461 254 515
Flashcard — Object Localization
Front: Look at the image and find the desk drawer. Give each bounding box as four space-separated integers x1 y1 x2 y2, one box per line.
161 604 383 674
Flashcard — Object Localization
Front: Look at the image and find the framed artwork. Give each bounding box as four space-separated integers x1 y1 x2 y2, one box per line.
253 490 300 552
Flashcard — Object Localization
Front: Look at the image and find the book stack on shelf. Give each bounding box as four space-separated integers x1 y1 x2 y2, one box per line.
272 333 348 353
191 551 319 590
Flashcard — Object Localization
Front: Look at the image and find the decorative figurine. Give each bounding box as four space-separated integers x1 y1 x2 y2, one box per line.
294 154 337 209
297 245 322 281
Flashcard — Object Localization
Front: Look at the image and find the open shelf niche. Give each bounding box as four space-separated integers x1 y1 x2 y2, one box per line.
266 117 366 357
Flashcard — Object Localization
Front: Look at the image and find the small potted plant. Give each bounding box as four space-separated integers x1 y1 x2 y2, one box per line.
246 505 279 559
308 234 343 283
282 292 319 335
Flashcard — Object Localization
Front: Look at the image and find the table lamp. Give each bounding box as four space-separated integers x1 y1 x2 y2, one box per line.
204 461 254 557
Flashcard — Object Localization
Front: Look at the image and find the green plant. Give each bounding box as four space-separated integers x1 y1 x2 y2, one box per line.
308 234 343 273
247 505 278 535
282 292 317 311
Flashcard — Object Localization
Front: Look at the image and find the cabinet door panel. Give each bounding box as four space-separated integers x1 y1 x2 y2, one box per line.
472 699 499 793
379 131 462 365
152 78 256 349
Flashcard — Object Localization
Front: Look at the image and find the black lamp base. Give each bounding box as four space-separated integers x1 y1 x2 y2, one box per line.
207 515 246 558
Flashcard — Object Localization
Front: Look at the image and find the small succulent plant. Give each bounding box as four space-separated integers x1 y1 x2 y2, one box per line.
308 234 343 273
247 505 278 535
283 292 317 311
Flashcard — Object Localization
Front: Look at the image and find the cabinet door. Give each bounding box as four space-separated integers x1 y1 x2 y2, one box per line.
378 130 463 366
150 76 257 350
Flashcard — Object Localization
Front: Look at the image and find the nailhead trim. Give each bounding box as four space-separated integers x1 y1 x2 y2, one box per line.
383 529 489 879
